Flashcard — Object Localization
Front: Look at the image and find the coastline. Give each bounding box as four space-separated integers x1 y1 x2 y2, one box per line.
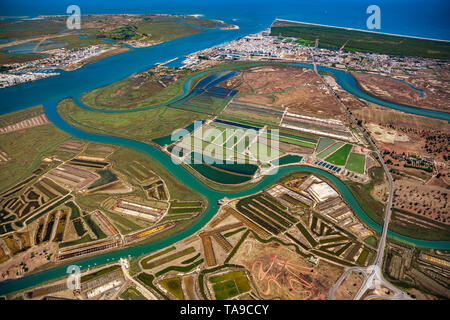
275 18 450 43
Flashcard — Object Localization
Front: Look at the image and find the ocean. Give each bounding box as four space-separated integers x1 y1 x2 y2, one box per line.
0 0 449 113
0 0 449 40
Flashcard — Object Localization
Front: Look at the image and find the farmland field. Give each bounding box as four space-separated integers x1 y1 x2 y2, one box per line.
317 142 344 159
209 270 250 300
119 286 147 300
345 153 365 174
160 277 184 300
325 144 353 166
316 138 335 153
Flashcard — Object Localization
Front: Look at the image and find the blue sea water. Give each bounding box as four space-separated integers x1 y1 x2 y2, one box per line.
0 1 448 114
1 0 449 40
0 0 449 295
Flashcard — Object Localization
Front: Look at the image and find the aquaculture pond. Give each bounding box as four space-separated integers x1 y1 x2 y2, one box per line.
186 152 257 185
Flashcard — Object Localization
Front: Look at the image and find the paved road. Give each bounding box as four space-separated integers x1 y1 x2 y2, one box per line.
119 259 157 300
328 267 367 299
314 59 411 300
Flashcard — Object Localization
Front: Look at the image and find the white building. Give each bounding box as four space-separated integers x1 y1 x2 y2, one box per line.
307 182 339 203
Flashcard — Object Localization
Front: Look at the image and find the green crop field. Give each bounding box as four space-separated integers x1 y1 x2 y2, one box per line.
160 277 184 300
168 207 202 214
119 286 147 300
210 271 250 300
345 152 365 174
325 144 353 166
316 138 335 153
263 133 316 149
170 201 203 208
357 248 370 265
317 142 344 159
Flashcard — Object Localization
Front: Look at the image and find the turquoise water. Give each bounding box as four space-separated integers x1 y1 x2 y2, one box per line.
0 99 448 296
276 155 303 165
0 4 449 294
357 72 425 98
2 41 38 54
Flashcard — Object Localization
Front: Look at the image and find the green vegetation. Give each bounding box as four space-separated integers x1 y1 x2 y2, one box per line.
139 246 176 263
136 273 169 300
277 136 316 149
66 202 80 220
0 52 45 64
168 207 203 214
72 218 86 237
324 144 352 166
311 249 354 267
79 61 257 112
155 258 204 277
57 98 207 145
296 222 318 247
0 106 71 193
160 214 193 223
170 201 202 208
83 214 107 239
276 155 303 166
181 253 201 265
102 210 144 234
316 137 335 153
119 286 147 300
344 166 385 227
345 152 365 174
210 271 251 300
390 208 450 241
160 277 184 300
81 69 191 111
0 19 66 39
59 234 93 248
108 147 206 201
51 35 110 50
136 18 203 43
271 21 450 60
24 195 72 225
317 142 344 159
223 227 246 238
95 26 140 41
81 265 121 282
141 247 196 269
357 248 370 265
364 236 378 248
87 169 118 190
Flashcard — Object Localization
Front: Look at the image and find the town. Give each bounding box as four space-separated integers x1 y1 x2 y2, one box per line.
0 44 120 88
181 27 447 76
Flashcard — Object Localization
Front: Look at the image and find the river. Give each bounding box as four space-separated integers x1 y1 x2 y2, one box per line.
0 15 449 295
